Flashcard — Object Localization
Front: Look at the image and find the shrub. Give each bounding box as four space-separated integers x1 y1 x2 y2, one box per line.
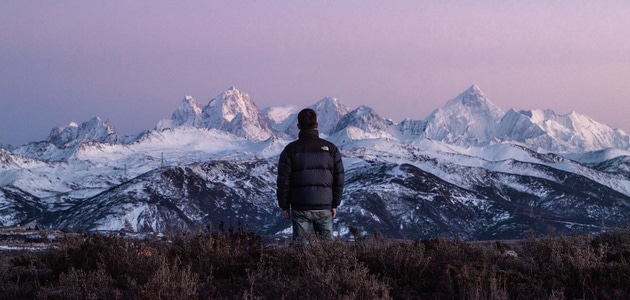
248 237 391 299
139 256 198 300
3 227 630 299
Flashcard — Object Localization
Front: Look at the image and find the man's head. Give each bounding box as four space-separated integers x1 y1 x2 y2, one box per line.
297 108 318 130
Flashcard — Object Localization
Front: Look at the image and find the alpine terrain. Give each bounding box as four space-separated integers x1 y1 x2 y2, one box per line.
2 85 630 240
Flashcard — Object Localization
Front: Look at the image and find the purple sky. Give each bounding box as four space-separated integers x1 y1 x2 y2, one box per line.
1 1 629 146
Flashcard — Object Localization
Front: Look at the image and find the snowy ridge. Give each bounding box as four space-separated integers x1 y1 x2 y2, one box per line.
11 117 125 161
278 96 351 138
11 85 630 161
497 109 630 152
330 106 396 142
262 105 298 134
48 117 124 148
2 85 630 240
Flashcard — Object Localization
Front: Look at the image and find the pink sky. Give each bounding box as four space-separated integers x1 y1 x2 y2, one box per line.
1 1 629 146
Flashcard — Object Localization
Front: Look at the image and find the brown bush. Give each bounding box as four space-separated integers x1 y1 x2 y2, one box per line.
2 226 630 299
139 256 198 300
248 237 391 299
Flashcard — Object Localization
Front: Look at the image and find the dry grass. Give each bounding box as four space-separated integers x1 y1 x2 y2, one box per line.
2 225 630 299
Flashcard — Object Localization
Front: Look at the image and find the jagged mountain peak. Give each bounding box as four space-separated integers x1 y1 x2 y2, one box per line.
205 86 255 123
312 96 348 112
5 85 630 241
331 105 394 140
444 84 501 112
464 84 483 98
10 116 125 161
157 96 203 130
182 95 201 108
48 116 123 148
179 96 202 115
276 96 351 138
499 108 630 152
352 105 373 116
423 85 504 146
525 109 595 131
202 87 275 141
154 87 276 140
310 96 350 135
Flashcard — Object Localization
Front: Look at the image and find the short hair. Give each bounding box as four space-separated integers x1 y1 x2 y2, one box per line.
297 108 317 130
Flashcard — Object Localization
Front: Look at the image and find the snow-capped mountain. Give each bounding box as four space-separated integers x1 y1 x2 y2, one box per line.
395 118 427 141
48 116 124 148
423 84 504 146
158 87 275 141
330 106 396 141
201 87 275 141
262 105 299 134
12 117 124 161
311 96 351 135
156 96 204 129
496 108 630 152
2 85 630 240
274 96 350 138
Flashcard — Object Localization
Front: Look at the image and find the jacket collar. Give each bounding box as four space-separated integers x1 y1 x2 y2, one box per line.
298 129 319 139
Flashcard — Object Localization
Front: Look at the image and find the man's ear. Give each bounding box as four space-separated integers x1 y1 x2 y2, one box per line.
314 122 318 129
297 124 301 130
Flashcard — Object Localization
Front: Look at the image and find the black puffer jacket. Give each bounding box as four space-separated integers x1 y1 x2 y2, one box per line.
277 129 344 211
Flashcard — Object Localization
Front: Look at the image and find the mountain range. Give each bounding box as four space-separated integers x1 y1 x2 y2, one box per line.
1 85 630 240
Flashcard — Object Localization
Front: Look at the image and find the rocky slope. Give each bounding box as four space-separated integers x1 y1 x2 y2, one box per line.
2 85 630 240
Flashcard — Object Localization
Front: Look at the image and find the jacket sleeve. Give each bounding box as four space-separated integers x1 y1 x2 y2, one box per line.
331 149 344 208
276 149 292 210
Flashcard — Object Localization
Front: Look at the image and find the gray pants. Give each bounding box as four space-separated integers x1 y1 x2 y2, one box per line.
291 209 333 243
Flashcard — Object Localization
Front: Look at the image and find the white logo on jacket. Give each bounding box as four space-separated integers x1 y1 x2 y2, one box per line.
321 146 329 151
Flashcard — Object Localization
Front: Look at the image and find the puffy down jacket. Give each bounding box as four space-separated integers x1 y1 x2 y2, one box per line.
277 129 344 211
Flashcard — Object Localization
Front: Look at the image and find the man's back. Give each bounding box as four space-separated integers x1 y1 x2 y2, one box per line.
276 108 344 242
277 129 343 211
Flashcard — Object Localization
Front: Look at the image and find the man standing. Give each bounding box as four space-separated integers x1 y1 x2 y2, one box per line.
277 108 344 243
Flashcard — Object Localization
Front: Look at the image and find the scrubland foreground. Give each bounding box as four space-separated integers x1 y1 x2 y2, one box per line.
2 225 630 299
